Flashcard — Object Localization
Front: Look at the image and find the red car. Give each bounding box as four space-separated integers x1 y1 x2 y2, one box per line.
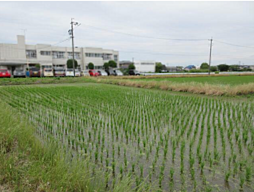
89 69 99 77
0 69 11 78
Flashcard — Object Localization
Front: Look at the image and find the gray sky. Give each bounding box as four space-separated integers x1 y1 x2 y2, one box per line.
0 1 253 66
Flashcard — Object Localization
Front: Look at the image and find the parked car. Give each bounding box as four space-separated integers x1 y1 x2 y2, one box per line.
29 68 41 77
0 69 11 78
66 69 74 77
106 69 116 76
54 68 65 77
97 70 108 76
81 70 90 76
13 69 26 78
43 68 54 77
89 69 99 77
129 69 140 76
114 69 123 76
75 69 81 77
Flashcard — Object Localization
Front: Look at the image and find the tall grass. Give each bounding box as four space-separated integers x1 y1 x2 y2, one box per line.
96 78 254 96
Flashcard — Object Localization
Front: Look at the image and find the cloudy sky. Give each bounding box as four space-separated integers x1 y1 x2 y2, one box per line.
0 1 253 66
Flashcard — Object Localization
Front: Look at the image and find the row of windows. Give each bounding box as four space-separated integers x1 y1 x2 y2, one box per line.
26 50 80 59
140 63 155 65
26 50 117 61
85 53 118 61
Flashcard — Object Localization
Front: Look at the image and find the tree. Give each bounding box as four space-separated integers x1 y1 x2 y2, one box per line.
103 62 110 70
155 62 163 73
35 64 41 69
108 60 117 68
88 62 94 69
67 59 78 69
128 64 135 70
229 65 240 71
210 66 218 72
200 62 209 69
217 64 229 71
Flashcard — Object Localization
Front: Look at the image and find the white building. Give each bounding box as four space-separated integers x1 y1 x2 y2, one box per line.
134 61 155 72
0 35 119 73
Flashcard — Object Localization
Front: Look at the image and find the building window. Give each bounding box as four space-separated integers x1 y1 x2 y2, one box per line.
26 50 37 58
141 63 154 65
40 51 51 56
52 51 65 59
114 55 118 62
103 54 112 60
68 52 80 59
85 53 103 58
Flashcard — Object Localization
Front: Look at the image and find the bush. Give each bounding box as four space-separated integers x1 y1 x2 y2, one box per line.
108 60 117 68
103 62 110 70
210 66 218 72
67 59 78 69
128 64 135 70
200 62 209 69
218 64 230 72
155 63 163 73
88 63 94 69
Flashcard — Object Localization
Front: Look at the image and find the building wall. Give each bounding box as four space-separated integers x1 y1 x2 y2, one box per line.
0 35 119 70
134 61 155 72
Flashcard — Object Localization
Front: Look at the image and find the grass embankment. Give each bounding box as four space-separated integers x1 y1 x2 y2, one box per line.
126 75 254 85
96 78 254 96
108 73 254 82
0 77 95 86
0 100 153 192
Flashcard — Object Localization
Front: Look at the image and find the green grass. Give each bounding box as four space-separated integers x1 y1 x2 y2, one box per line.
131 75 254 85
0 77 96 86
0 83 253 191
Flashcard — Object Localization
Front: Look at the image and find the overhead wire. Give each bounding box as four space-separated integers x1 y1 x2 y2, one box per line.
214 40 254 49
81 24 208 41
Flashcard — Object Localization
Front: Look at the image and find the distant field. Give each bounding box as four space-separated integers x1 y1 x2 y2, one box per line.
130 75 254 85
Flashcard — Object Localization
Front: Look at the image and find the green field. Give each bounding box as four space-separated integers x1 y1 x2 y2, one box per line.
0 83 253 191
131 75 254 85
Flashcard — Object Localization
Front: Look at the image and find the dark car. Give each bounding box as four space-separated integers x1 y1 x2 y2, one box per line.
0 69 11 78
54 68 66 77
129 69 140 76
13 69 26 78
29 68 41 77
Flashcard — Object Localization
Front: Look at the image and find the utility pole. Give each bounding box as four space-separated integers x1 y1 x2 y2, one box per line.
208 38 213 75
69 18 80 76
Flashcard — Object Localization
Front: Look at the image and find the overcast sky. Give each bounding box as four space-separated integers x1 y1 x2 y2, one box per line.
0 1 253 66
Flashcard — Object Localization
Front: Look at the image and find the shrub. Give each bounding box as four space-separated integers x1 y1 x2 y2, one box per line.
88 63 94 69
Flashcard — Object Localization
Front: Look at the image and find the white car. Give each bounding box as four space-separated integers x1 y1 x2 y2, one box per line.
75 69 81 77
66 69 74 77
44 68 54 77
81 70 90 76
114 69 123 76
98 70 108 76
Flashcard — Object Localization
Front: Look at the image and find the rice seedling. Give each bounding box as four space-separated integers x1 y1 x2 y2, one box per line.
0 84 253 191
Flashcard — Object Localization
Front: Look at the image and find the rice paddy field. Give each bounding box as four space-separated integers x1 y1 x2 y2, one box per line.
128 75 254 85
0 83 253 191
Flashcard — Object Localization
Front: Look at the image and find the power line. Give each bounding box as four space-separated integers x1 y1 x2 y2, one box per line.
214 40 254 49
119 50 207 56
82 24 208 42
